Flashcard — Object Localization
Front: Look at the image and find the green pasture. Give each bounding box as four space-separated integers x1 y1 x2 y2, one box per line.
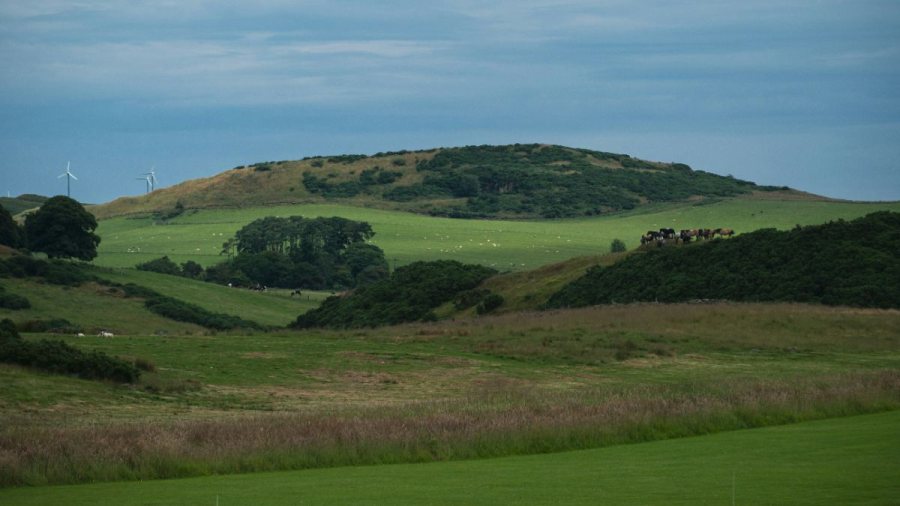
0 268 326 332
93 198 900 270
3 411 897 505
0 277 203 335
89 268 328 327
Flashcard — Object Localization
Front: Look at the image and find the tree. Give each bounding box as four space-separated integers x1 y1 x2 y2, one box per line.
610 238 627 253
24 196 100 260
0 203 22 248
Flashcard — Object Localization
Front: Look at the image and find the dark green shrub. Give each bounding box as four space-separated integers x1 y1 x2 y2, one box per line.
136 256 182 276
476 293 504 314
0 334 139 383
16 318 82 334
0 291 30 309
294 260 496 328
610 239 627 253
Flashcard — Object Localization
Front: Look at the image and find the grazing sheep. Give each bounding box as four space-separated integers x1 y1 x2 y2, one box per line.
98 331 114 338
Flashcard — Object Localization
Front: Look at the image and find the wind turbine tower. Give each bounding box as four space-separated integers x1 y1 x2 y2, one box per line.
136 175 152 193
142 167 158 192
58 162 78 197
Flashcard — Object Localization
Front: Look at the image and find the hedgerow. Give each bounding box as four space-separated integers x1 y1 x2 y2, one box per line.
0 318 139 383
293 260 496 328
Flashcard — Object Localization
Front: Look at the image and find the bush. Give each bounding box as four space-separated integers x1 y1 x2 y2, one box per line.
16 318 82 334
0 257 96 286
136 256 182 276
610 239 627 253
293 260 496 328
0 291 30 310
0 327 139 383
476 293 504 314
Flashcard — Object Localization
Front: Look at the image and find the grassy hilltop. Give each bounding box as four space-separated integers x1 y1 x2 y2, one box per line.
89 144 790 221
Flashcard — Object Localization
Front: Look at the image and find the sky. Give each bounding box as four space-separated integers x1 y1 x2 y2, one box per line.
1 0 899 204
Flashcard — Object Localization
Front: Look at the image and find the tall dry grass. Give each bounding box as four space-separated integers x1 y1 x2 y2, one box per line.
2 370 897 487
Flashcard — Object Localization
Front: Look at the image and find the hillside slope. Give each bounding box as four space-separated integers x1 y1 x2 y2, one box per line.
548 211 900 309
90 144 789 220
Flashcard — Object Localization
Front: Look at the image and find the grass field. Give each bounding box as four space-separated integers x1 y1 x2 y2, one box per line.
2 410 897 505
2 302 898 486
93 197 900 270
0 268 328 332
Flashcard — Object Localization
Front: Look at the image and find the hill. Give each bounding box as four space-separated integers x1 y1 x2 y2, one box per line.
89 144 792 220
0 194 48 216
548 212 900 309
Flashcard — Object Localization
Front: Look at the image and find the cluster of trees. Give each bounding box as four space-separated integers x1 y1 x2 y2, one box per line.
302 166 402 199
381 144 770 218
213 216 388 290
293 260 497 328
136 256 204 278
0 319 140 383
548 212 900 309
0 197 100 261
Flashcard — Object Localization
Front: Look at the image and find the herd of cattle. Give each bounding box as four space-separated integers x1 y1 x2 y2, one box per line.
640 227 734 246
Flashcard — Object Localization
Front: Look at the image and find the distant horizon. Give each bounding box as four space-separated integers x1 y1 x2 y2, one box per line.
4 140 900 207
2 2 898 204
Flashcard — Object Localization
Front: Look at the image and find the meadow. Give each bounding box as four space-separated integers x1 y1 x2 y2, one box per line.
2 410 896 505
0 267 328 332
94 197 900 270
2 302 898 487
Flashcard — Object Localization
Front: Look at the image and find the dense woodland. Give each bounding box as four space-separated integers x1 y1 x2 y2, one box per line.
548 212 900 309
293 260 496 328
303 144 778 218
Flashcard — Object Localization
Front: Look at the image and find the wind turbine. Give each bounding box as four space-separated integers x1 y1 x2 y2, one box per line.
58 162 77 197
142 167 158 192
136 175 152 194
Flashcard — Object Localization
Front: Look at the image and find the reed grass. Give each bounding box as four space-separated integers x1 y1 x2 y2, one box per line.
2 370 897 486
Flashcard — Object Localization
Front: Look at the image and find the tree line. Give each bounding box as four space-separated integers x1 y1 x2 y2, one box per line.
548 212 900 309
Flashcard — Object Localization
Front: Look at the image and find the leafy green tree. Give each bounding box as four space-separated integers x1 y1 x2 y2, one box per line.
610 239 627 253
25 196 100 260
135 256 181 276
181 260 204 278
0 204 22 248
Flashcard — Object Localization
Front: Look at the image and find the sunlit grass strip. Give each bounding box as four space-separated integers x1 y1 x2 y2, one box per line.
2 370 897 487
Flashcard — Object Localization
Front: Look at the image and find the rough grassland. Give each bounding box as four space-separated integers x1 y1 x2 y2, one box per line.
93 197 900 270
2 411 897 505
1 303 897 486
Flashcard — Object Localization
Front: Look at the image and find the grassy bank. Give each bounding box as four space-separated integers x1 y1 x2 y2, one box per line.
2 410 898 505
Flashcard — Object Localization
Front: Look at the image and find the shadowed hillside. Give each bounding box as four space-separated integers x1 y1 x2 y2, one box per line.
548 211 900 309
90 144 794 220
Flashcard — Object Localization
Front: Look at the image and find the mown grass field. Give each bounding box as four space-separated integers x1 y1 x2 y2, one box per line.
2 410 897 505
93 197 900 270
2 303 898 487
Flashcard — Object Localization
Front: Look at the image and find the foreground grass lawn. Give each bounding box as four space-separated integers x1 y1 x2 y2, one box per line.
2 410 897 505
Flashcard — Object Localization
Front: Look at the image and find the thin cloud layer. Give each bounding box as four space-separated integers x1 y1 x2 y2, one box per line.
0 0 898 202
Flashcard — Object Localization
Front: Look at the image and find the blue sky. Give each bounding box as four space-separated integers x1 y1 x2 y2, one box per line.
1 1 898 204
